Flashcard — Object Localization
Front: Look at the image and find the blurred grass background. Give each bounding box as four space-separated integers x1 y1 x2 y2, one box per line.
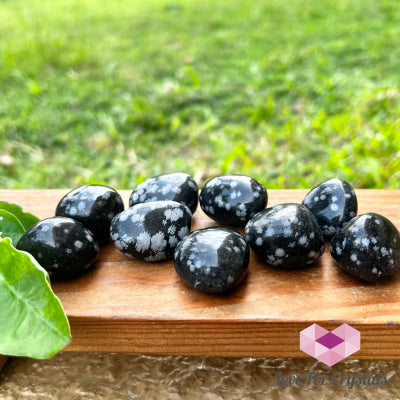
0 0 399 189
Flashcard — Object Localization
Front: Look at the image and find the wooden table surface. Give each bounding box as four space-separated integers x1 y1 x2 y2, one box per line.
1 189 400 359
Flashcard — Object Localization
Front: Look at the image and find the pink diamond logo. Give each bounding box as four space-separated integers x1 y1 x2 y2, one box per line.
300 323 360 367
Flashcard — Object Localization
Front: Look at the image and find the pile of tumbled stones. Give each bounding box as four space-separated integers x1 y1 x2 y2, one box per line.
17 173 400 293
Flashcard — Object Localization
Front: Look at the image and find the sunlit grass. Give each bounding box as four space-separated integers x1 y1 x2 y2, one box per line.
0 0 399 189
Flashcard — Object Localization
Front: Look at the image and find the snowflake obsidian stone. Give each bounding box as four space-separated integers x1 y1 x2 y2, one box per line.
17 217 99 281
245 203 325 268
56 184 124 246
199 175 267 227
174 227 249 293
302 178 357 240
330 213 400 283
129 172 199 214
110 200 192 261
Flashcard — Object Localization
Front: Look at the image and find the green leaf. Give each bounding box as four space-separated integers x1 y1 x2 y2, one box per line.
0 237 71 359
0 201 40 230
0 209 26 245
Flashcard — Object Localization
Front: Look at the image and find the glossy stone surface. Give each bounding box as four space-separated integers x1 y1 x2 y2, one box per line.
110 200 192 261
330 213 400 283
245 203 325 268
174 227 249 294
199 175 267 227
302 178 357 240
56 184 124 246
17 217 99 281
129 173 198 214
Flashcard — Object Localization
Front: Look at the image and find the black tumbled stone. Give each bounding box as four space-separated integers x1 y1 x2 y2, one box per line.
330 213 400 283
110 200 192 261
129 172 198 213
56 184 124 246
17 217 99 281
302 178 357 240
245 203 325 268
174 227 249 294
199 175 267 227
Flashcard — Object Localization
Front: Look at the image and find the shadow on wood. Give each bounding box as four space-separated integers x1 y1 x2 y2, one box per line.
0 356 8 372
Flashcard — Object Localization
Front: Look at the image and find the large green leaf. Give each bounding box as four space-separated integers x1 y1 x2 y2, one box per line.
0 201 40 230
0 237 71 359
0 209 26 246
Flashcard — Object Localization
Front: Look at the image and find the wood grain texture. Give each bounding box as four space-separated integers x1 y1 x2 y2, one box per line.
1 189 400 359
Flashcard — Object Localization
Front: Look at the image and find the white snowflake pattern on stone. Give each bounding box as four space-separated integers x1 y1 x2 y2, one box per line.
131 213 145 223
330 203 339 211
111 232 118 241
161 184 173 195
215 195 224 207
298 236 307 245
151 232 167 252
70 207 77 216
132 193 139 202
178 226 189 239
145 252 166 261
119 212 129 222
283 228 293 238
169 236 178 247
381 247 389 256
266 226 275 236
235 204 247 218
164 208 184 222
135 232 151 252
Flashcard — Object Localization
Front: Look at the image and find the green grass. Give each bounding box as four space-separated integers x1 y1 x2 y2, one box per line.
0 0 399 189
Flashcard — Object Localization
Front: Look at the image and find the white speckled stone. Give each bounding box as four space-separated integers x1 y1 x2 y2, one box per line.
330 213 400 283
245 203 325 268
302 179 357 240
17 217 99 281
199 175 267 227
174 227 249 293
129 172 198 213
56 184 124 245
110 201 192 261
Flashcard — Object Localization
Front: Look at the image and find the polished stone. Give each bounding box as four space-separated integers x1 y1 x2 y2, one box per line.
245 203 325 268
56 184 124 246
199 175 267 227
330 213 400 283
129 172 198 213
302 178 357 240
174 227 249 293
110 200 192 261
17 217 99 281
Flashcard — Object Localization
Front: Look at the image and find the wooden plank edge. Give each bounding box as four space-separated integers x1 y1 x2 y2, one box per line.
0 356 8 372
64 319 400 359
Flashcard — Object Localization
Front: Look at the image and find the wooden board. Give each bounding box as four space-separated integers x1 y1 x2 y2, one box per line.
1 189 400 359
